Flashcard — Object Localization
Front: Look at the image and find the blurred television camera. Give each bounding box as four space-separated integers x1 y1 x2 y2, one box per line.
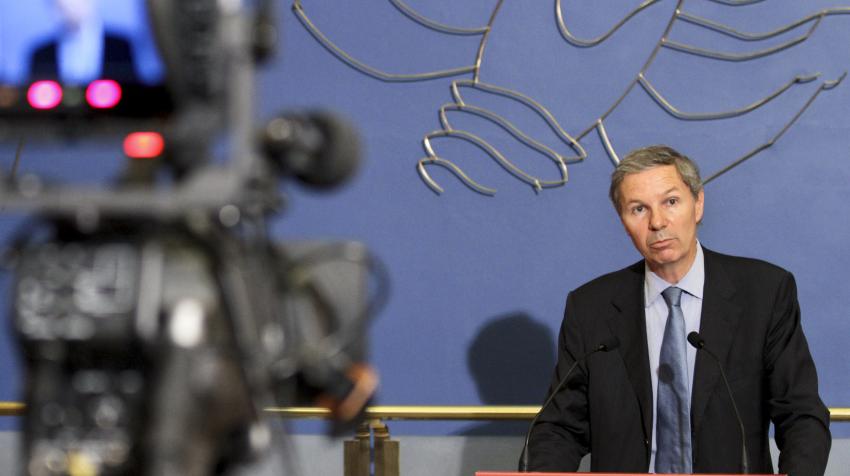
0 0 383 474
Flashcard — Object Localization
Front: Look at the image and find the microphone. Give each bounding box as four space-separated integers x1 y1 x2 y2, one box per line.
262 111 361 188
519 336 620 472
687 332 749 474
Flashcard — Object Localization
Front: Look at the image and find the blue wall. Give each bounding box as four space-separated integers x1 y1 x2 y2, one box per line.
1 0 849 437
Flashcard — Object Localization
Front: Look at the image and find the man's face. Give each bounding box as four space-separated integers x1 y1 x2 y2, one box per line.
54 0 95 30
617 165 704 281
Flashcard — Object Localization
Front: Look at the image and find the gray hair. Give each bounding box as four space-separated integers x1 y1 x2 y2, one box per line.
609 145 702 213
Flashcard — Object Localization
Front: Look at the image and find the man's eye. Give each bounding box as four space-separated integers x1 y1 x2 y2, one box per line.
667 198 678 205
632 206 644 214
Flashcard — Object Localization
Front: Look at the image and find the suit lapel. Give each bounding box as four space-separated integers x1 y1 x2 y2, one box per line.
607 262 653 441
690 249 742 432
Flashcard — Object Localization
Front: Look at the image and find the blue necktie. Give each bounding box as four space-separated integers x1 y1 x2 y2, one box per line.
656 286 693 473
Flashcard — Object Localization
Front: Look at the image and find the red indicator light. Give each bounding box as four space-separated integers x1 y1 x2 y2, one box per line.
86 79 122 109
27 81 63 110
124 132 165 159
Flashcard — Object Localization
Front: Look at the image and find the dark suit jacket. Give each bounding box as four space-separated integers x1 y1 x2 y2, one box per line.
527 248 831 475
29 33 138 83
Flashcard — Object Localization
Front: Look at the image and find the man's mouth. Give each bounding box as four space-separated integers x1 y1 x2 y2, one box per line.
649 238 675 249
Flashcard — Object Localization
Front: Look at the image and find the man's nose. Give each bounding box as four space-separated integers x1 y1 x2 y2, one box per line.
649 210 666 231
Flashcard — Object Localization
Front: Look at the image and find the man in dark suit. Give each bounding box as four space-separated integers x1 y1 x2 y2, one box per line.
29 33 138 84
27 0 139 84
526 145 830 475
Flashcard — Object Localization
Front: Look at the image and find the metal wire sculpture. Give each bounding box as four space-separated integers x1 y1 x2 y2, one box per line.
292 0 849 194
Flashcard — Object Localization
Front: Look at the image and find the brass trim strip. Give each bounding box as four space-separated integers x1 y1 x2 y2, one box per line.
2 402 848 421
830 407 850 421
267 405 543 420
270 405 850 422
0 402 24 417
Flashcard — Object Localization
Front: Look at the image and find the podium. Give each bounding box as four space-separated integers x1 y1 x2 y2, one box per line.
476 473 779 476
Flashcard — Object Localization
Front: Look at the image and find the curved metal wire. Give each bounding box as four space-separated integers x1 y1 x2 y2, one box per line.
293 0 850 193
703 73 847 184
422 110 570 193
422 129 547 194
705 0 767 5
578 0 845 176
417 76 593 195
417 155 498 196
555 0 662 47
440 104 564 164
676 8 850 41
575 0 687 142
472 0 505 83
451 80 587 162
388 0 489 35
291 0 477 81
638 72 821 120
597 120 621 165
439 103 571 178
661 16 822 62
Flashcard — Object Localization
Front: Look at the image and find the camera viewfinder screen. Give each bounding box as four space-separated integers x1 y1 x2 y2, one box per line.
0 0 173 122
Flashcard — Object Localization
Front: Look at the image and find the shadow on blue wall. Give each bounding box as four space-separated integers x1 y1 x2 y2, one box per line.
456 312 556 474
458 312 555 437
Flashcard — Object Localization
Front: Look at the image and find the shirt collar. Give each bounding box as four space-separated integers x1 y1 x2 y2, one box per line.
644 241 705 307
58 18 104 85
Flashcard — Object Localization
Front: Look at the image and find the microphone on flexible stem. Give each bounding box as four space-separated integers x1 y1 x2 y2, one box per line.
519 336 621 472
262 111 361 188
687 331 749 474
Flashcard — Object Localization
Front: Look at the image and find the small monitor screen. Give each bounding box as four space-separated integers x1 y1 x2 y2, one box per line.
0 0 173 124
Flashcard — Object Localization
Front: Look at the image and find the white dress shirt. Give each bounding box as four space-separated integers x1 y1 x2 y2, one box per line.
58 18 105 84
645 242 705 472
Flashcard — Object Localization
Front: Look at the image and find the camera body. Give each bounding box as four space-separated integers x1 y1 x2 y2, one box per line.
14 225 256 475
1 1 374 474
